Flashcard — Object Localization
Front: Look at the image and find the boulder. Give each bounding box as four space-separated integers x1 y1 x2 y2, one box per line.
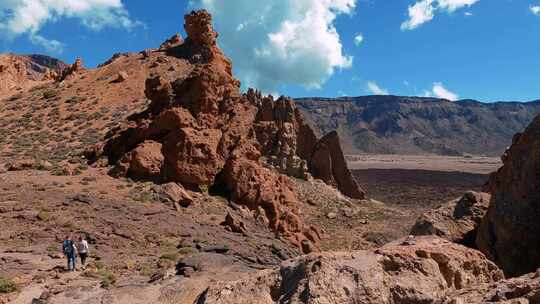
477 115 540 277
152 182 193 207
195 236 503 304
411 191 490 246
442 270 540 303
126 140 164 180
114 71 128 82
221 212 248 235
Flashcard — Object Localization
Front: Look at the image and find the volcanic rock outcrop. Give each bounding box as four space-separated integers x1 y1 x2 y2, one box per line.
98 10 362 252
0 54 67 96
57 58 85 82
251 90 365 199
411 191 490 247
195 236 503 303
477 114 540 277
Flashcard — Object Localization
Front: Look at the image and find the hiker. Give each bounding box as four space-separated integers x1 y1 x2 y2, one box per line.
62 235 77 271
77 236 89 268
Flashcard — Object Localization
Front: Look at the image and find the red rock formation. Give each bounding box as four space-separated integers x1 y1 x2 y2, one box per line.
99 10 325 252
0 54 67 95
98 10 367 252
477 114 540 277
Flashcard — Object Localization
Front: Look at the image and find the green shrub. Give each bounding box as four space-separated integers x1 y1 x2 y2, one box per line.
98 270 116 289
178 247 196 255
159 252 179 262
37 211 53 221
0 277 17 293
43 90 58 99
139 264 153 277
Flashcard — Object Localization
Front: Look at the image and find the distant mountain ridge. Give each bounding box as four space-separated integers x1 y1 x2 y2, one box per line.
295 95 540 156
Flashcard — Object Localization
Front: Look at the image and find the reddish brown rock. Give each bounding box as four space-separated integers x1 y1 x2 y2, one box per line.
310 131 365 199
253 93 364 198
114 71 128 83
477 115 540 277
97 10 361 252
411 191 490 246
197 236 503 304
123 140 164 180
442 269 540 303
221 212 248 235
221 143 320 251
152 182 193 208
162 128 223 186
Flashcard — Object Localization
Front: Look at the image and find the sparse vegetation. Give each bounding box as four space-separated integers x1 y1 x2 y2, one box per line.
99 270 116 289
37 211 53 221
159 252 179 262
178 247 196 255
0 277 17 293
42 90 58 99
139 264 153 277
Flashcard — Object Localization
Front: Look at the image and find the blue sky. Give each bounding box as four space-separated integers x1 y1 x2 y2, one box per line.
1 0 539 102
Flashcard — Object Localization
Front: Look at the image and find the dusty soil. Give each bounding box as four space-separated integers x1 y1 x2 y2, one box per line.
347 154 501 174
354 169 488 208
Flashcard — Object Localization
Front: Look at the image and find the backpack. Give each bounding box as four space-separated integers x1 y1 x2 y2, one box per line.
63 240 74 255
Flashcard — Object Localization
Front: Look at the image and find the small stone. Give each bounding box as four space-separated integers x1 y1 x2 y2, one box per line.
326 212 337 219
114 71 128 83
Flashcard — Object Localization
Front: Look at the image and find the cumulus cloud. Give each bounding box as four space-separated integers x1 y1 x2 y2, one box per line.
401 0 479 30
366 81 389 95
531 5 540 15
0 0 141 53
425 82 459 100
199 0 355 92
354 33 363 45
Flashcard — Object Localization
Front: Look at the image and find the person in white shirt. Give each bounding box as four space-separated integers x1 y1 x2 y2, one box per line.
77 236 90 268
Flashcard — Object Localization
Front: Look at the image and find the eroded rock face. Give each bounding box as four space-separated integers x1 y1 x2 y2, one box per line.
250 89 365 198
442 270 540 303
98 10 335 252
0 54 67 95
477 115 540 277
310 131 365 199
411 191 490 246
195 236 503 304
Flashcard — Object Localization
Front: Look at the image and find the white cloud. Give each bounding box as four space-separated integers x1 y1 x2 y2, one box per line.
464 11 473 16
0 0 141 53
431 82 458 100
199 0 355 92
530 5 540 15
29 34 64 53
366 81 389 95
354 33 363 45
401 0 479 30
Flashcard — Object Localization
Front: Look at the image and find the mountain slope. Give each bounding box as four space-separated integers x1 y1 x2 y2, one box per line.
296 96 540 156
